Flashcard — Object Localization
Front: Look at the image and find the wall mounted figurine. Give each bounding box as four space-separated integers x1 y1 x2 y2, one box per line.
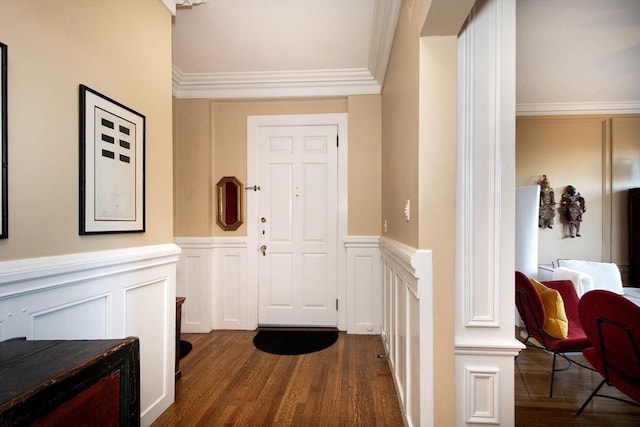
560 185 586 238
538 175 555 229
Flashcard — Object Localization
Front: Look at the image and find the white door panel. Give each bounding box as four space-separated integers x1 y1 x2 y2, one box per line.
257 125 338 326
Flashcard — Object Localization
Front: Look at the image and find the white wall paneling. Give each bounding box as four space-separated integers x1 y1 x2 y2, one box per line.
380 237 433 427
456 0 523 425
31 295 109 339
344 236 381 334
175 237 214 333
212 237 248 330
0 244 181 427
176 236 248 331
464 365 500 423
177 235 381 332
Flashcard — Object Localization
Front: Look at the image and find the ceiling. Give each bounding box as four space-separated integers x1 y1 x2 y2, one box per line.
516 0 640 114
171 0 640 114
171 0 400 99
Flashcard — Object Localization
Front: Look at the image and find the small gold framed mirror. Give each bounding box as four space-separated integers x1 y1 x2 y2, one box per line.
216 176 243 231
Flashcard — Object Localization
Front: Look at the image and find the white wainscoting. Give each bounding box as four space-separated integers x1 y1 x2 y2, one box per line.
176 236 382 334
0 244 181 427
175 237 214 333
345 236 381 334
176 236 248 331
212 237 248 330
379 237 433 427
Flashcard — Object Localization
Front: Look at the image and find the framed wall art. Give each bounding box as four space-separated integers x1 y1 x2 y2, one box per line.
79 84 145 234
1 42 7 239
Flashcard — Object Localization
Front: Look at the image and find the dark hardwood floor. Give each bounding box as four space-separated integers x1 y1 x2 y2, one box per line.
152 331 404 426
515 346 640 426
153 330 640 426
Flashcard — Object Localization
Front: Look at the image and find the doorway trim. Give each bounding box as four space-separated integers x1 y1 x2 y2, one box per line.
246 113 348 331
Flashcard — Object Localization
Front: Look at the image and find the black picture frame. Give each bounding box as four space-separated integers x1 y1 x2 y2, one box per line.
0 42 7 239
79 84 145 234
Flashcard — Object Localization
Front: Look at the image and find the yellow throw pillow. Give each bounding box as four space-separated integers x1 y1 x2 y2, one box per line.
530 279 569 339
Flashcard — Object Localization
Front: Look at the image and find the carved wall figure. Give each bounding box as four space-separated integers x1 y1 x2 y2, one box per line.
538 175 555 229
561 185 586 238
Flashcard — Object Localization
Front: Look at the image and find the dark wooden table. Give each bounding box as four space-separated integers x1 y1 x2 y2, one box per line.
0 337 140 426
176 297 186 380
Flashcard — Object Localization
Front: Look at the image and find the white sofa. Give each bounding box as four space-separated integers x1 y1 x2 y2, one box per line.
550 259 640 305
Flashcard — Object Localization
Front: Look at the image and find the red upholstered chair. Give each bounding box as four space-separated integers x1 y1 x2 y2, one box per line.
577 289 640 414
515 271 592 397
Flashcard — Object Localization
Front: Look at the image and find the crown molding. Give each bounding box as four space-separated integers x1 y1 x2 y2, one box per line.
162 0 207 15
368 0 402 87
161 0 176 15
172 66 381 99
171 0 401 100
516 101 640 116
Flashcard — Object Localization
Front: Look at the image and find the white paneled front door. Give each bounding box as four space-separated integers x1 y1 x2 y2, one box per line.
256 125 338 326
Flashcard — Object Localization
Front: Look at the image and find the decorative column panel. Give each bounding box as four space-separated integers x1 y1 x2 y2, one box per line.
455 0 523 426
175 237 214 333
344 236 381 334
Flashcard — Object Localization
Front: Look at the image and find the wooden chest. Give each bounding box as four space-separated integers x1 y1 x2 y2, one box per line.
0 337 140 426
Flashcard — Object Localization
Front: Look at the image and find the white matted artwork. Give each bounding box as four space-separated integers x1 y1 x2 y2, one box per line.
79 84 145 234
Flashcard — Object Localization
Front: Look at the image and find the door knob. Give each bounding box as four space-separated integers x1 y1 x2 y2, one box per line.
260 245 267 256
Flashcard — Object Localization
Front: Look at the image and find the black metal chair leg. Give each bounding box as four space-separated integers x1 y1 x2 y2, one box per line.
577 379 606 415
549 352 557 397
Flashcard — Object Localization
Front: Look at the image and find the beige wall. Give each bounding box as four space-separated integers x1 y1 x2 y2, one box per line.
212 99 348 236
173 99 213 237
381 1 430 249
516 115 640 281
0 0 174 261
347 95 382 235
173 96 383 237
382 1 457 425
418 35 458 426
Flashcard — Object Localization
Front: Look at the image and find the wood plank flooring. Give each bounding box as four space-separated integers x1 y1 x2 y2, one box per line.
153 331 640 426
152 331 404 427
515 346 640 426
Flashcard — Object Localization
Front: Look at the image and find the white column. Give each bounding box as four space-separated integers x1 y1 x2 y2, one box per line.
455 0 523 425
